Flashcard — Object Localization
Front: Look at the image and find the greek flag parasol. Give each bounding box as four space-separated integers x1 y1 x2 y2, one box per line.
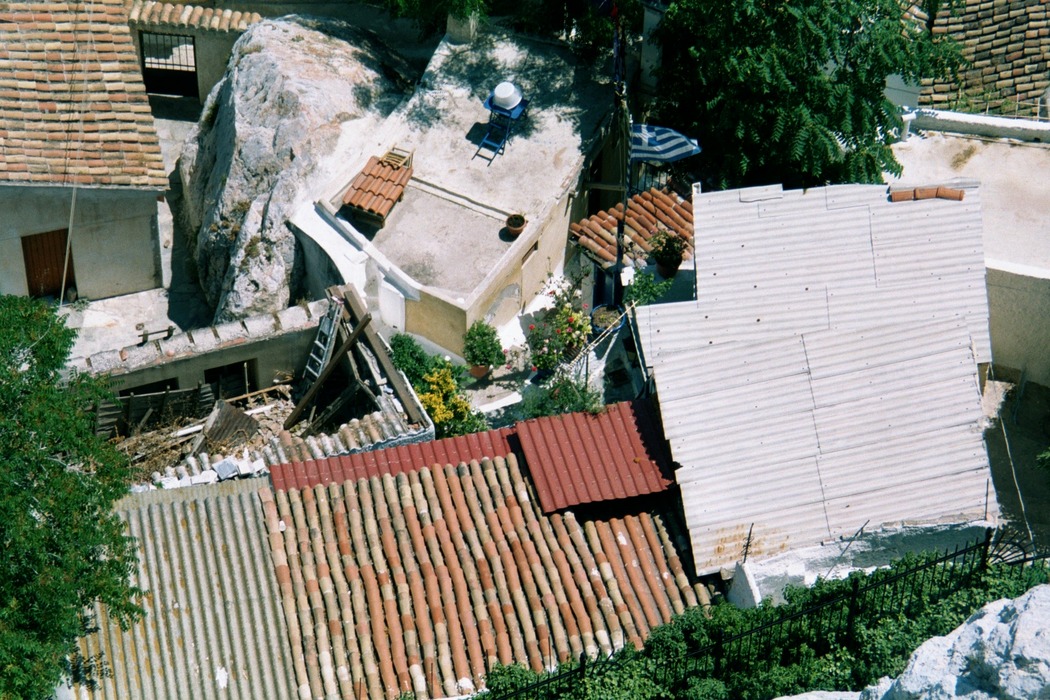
630 124 701 163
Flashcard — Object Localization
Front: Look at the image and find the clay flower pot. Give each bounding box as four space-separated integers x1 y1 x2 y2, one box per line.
506 214 526 237
469 364 491 379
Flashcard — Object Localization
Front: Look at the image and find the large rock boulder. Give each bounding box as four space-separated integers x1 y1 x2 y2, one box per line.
775 584 1050 700
178 16 412 323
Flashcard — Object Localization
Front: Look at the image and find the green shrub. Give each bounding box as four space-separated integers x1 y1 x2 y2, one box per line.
624 271 673 307
521 374 603 419
474 556 1048 700
463 320 504 368
390 333 440 388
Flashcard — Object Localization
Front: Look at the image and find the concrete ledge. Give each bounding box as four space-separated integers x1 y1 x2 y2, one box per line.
913 108 1050 142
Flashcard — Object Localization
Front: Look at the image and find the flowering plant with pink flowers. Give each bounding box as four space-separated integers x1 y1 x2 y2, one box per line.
526 276 591 371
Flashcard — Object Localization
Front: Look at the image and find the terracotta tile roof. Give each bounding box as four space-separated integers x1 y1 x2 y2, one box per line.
269 426 515 491
0 0 166 189
517 400 674 513
569 187 693 269
259 454 706 699
127 1 263 32
341 155 413 224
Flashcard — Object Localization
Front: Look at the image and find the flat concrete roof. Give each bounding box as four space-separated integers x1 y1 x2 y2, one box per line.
890 131 1050 269
327 29 614 297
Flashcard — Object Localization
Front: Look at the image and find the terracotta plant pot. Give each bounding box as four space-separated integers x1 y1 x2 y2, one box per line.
506 214 526 237
655 256 681 279
469 364 490 379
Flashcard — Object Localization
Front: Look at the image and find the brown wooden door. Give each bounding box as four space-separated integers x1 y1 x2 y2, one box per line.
21 228 75 298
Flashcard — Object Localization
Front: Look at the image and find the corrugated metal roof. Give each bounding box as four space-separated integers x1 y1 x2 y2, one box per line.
661 322 995 574
269 427 515 491
637 183 997 575
261 454 706 699
682 181 991 361
74 480 297 699
516 400 674 512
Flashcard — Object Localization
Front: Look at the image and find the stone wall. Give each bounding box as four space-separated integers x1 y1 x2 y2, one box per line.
921 0 1050 118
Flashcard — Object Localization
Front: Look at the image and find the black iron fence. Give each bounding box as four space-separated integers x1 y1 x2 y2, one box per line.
478 528 1045 700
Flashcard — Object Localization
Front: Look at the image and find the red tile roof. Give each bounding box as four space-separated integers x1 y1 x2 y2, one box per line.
271 402 674 512
268 427 515 491
128 1 262 32
259 454 707 699
0 0 167 189
569 187 693 269
517 400 674 512
342 155 413 223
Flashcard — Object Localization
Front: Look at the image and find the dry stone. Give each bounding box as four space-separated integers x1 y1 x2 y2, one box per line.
178 16 413 323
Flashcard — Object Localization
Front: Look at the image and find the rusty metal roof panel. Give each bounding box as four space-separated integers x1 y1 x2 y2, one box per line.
516 400 674 512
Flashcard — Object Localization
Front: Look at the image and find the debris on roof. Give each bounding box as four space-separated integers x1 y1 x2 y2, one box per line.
569 188 693 269
341 149 415 227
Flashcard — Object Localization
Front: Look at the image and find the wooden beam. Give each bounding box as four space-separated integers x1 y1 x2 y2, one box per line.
340 285 428 426
283 313 372 430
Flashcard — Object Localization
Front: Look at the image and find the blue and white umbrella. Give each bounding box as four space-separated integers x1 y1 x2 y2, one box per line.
630 124 701 163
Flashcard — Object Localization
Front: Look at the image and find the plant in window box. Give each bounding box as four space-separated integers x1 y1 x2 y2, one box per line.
648 228 686 278
462 320 504 378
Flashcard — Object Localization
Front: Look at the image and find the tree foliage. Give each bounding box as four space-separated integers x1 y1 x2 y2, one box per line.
0 296 142 698
654 0 962 189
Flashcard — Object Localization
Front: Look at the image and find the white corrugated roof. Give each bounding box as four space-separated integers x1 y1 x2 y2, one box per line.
637 183 997 574
74 480 297 699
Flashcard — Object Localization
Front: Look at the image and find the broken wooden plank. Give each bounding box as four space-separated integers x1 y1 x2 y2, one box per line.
284 313 372 430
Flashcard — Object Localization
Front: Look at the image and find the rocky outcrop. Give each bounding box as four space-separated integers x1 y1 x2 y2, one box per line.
178 16 413 323
775 584 1050 700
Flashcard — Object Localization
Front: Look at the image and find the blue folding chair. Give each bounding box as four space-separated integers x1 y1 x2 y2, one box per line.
474 97 528 164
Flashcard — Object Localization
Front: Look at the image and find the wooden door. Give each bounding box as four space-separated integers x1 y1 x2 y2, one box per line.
21 228 75 298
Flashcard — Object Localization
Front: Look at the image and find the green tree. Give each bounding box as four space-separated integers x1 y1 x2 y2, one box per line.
0 296 142 698
654 0 962 189
380 0 488 34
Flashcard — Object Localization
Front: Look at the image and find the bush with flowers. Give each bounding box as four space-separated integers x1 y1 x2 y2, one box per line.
417 364 488 438
526 276 591 371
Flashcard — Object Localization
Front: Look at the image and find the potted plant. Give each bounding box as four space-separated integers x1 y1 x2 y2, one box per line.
463 320 504 378
623 270 673 307
648 228 686 278
590 304 624 339
506 213 526 237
